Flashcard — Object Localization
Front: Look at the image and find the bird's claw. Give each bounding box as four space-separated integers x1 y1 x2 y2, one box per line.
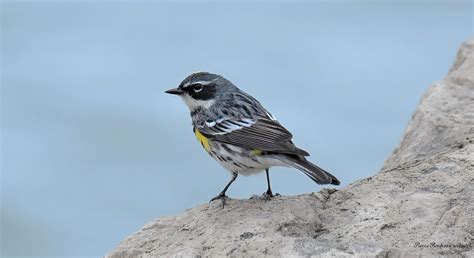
262 190 280 201
209 192 228 208
250 191 280 201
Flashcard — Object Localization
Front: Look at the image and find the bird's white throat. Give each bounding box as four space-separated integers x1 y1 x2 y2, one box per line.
181 94 215 111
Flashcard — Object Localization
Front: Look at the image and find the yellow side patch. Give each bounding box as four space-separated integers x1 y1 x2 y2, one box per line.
250 149 262 156
194 129 211 152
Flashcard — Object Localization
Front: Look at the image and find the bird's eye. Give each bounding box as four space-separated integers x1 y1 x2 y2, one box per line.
193 84 203 92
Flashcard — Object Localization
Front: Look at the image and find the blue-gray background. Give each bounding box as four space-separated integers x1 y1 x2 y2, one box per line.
1 0 472 256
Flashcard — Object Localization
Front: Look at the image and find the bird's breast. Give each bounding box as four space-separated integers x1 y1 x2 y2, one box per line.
194 128 211 152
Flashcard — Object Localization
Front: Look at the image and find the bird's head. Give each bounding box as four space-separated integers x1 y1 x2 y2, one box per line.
165 72 233 111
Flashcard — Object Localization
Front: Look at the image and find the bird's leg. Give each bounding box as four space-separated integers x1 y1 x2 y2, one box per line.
265 168 273 196
262 168 280 200
210 172 238 208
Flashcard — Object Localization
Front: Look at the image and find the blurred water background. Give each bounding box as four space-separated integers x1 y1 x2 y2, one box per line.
1 0 472 256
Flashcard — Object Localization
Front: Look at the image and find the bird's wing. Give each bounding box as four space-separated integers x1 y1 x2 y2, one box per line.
197 117 309 156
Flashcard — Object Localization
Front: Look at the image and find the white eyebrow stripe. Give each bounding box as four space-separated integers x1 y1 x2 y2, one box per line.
182 80 215 88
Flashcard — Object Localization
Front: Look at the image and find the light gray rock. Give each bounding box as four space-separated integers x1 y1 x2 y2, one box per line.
107 39 474 258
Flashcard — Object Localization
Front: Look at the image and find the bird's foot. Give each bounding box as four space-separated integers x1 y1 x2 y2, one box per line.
209 192 229 208
262 190 281 201
250 190 280 201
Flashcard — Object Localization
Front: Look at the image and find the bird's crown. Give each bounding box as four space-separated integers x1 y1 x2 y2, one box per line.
179 72 223 89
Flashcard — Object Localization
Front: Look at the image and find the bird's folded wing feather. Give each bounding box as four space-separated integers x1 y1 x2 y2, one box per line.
197 117 309 156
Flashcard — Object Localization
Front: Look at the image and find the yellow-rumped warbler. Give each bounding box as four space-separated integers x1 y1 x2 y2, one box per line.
166 72 340 205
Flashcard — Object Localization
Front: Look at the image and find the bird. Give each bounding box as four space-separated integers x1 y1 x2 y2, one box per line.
165 72 340 206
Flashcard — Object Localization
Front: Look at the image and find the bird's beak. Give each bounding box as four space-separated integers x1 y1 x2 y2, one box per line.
165 88 184 95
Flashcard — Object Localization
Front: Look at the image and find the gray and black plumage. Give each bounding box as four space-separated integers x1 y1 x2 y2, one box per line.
166 72 340 205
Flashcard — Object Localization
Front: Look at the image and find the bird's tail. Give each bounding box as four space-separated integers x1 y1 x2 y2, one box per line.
280 156 340 185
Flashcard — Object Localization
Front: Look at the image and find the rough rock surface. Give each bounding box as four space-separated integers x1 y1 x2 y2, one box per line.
107 40 474 257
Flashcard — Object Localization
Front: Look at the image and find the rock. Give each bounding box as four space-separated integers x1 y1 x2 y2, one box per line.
107 39 474 257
